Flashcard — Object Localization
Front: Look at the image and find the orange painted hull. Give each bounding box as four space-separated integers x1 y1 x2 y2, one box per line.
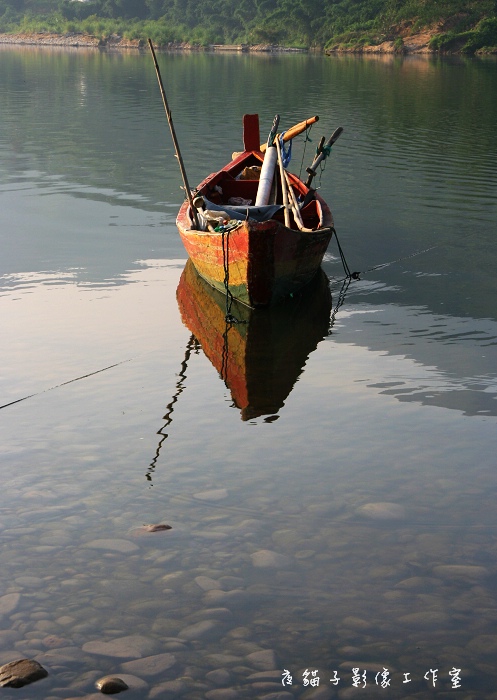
177 216 332 307
176 135 334 307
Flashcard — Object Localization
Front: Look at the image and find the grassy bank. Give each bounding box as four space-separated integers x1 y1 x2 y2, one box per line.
0 0 496 54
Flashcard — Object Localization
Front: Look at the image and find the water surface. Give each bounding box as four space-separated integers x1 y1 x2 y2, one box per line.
1 46 497 699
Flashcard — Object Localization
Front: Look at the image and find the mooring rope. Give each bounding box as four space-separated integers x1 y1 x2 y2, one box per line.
221 228 237 323
329 240 438 289
0 357 135 411
221 226 247 325
332 226 361 280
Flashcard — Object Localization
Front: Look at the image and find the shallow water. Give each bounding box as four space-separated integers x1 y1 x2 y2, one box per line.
1 47 497 699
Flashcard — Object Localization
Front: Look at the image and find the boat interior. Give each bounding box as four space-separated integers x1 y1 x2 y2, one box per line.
190 151 324 232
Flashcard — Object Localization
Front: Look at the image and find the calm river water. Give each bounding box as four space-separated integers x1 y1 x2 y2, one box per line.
1 46 497 699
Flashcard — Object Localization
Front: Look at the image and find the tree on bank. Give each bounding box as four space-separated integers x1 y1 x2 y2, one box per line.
0 0 496 52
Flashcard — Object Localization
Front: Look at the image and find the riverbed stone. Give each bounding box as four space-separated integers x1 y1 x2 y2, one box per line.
193 489 228 501
14 575 44 588
301 687 336 700
190 607 233 622
246 649 278 670
251 682 284 691
394 576 442 590
111 674 148 692
179 620 223 641
148 679 187 698
162 571 191 589
0 593 21 617
397 611 450 627
0 658 48 687
356 502 406 520
43 634 71 649
467 634 497 657
432 564 488 581
36 645 82 666
233 519 265 535
84 539 139 553
341 616 373 631
219 576 244 590
246 671 283 682
205 654 242 666
203 589 251 607
250 550 292 568
95 675 129 694
83 635 157 659
205 689 238 700
120 652 177 677
195 576 221 591
143 524 172 532
206 668 232 685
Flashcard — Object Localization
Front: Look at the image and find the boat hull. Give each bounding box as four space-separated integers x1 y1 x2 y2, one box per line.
177 202 333 308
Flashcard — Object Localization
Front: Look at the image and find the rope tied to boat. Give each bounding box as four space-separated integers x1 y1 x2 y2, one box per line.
221 227 246 325
298 123 314 181
332 227 360 280
317 143 332 159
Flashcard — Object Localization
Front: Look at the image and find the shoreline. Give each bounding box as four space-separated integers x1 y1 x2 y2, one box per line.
0 30 436 54
3 29 494 54
0 32 311 52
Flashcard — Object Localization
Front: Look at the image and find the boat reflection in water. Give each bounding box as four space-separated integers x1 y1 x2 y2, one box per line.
176 259 332 421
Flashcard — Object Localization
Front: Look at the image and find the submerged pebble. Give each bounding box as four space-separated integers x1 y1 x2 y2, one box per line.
143 523 172 532
1 393 495 699
95 675 129 694
250 550 292 568
356 502 406 520
193 489 229 501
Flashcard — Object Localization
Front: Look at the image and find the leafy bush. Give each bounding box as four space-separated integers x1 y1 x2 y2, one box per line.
1 0 495 52
462 16 497 51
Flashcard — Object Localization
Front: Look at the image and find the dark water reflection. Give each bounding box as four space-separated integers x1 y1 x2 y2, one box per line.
176 260 333 422
1 46 497 699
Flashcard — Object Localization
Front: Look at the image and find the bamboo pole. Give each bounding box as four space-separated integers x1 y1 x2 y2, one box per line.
275 137 291 228
283 170 312 232
148 39 199 230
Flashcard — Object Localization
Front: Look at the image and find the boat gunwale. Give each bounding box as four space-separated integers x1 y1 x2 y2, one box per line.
176 148 334 235
175 145 334 306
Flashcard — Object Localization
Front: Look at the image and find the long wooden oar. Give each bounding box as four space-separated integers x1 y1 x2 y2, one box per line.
148 39 199 230
260 115 319 153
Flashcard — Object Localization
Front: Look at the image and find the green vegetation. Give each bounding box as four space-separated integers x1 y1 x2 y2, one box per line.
1 0 496 52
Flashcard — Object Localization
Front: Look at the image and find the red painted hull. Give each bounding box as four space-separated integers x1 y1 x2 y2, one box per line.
176 130 334 307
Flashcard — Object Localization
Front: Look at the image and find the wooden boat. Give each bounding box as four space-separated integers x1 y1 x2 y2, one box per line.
176 114 336 308
176 259 332 420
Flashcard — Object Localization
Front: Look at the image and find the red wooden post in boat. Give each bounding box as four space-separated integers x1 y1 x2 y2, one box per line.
242 114 261 152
